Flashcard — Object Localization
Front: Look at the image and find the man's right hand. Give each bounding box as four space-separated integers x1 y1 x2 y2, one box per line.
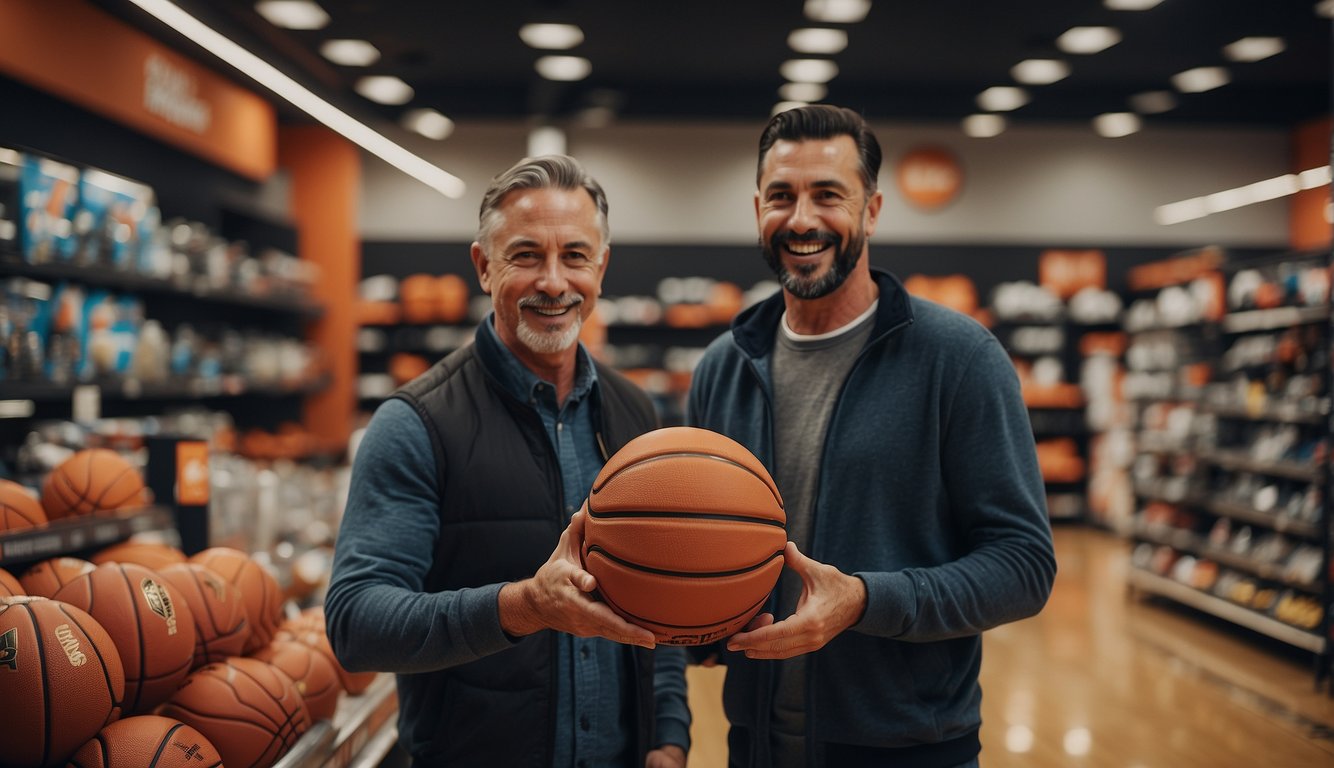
498 510 657 649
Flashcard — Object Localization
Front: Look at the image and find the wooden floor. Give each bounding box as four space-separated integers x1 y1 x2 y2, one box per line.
684 525 1334 767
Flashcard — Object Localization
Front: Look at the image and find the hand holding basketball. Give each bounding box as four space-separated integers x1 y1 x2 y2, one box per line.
498 511 656 649
724 541 868 660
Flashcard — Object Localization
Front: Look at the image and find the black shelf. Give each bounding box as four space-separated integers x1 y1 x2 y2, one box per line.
1197 450 1324 484
1221 305 1329 334
0 376 328 405
1197 401 1329 426
1134 525 1322 594
0 506 174 568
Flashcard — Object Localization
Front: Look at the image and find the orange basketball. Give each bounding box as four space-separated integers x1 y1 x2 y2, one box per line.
159 657 312 768
252 640 342 721
0 596 125 767
157 563 251 670
41 449 146 520
0 478 47 532
188 547 284 655
19 556 95 598
278 605 325 635
54 563 197 714
66 715 223 768
581 426 787 645
0 566 23 597
91 540 189 571
274 625 377 696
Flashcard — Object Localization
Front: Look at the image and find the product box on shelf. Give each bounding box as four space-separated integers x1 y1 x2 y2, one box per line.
73 167 159 271
19 154 80 264
0 147 21 255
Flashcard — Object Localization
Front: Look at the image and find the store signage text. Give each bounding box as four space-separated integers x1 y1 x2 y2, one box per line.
143 53 212 134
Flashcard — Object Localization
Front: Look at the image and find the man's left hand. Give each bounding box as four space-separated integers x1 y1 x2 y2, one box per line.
646 744 687 768
724 541 866 660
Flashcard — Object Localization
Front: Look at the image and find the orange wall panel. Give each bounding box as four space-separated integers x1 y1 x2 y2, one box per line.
1291 117 1331 251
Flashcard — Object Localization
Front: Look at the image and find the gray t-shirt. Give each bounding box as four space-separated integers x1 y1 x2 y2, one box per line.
769 303 877 766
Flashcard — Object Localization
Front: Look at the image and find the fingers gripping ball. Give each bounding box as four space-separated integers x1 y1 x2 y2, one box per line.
66 715 223 768
0 478 47 532
41 449 147 520
0 596 125 768
581 426 787 645
157 563 251 671
159 657 312 768
187 548 283 655
53 563 197 715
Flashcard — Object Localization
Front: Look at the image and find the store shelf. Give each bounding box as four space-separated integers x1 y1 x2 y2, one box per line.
1133 525 1322 593
0 505 174 567
1128 568 1325 653
1201 498 1323 540
1221 305 1329 334
1 376 328 405
1197 400 1329 426
273 673 399 768
0 256 323 318
1197 450 1324 483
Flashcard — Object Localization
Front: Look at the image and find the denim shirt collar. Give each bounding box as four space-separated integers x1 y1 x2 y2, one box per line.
475 313 599 406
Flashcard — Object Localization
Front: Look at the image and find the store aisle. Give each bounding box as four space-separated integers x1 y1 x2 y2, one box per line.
684 526 1334 767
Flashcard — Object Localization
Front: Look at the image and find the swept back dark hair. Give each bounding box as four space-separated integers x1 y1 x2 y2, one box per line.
756 105 882 194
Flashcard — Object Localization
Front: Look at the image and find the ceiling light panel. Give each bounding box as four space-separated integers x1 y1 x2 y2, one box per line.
402 108 454 140
1172 66 1230 93
779 82 827 102
319 39 379 66
1318 0 1334 19
355 75 414 104
535 55 592 81
1093 112 1141 138
962 114 1006 138
976 86 1029 112
1056 26 1122 54
780 58 839 83
254 0 329 30
803 0 871 23
519 23 584 50
1223 36 1286 62
788 28 848 54
1103 0 1163 9
1011 59 1070 85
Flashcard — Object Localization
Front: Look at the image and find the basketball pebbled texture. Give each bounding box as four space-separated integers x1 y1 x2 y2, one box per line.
53 563 197 715
0 596 125 768
19 557 96 599
252 640 342 721
41 449 146 520
65 715 223 768
0 567 23 598
159 657 312 768
157 563 251 671
582 426 787 645
0 478 47 533
187 548 283 656
90 541 188 572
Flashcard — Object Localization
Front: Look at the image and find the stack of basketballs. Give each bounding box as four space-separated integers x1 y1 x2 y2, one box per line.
0 449 374 768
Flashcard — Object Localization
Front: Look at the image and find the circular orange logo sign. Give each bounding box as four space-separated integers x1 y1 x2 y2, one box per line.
896 146 963 210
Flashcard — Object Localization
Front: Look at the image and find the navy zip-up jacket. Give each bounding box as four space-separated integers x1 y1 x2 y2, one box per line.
687 268 1056 767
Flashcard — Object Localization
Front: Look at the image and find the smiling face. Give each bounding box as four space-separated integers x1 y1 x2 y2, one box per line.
756 135 882 300
471 187 609 367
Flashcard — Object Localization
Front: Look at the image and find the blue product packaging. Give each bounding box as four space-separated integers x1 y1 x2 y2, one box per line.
75 168 158 270
19 155 80 264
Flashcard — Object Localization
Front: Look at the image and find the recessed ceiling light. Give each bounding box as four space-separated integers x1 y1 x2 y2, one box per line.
1103 0 1163 9
254 1 329 30
320 39 379 66
773 100 809 115
355 75 414 105
962 114 1006 138
779 82 827 102
1171 66 1230 93
535 55 592 81
1011 59 1070 85
402 108 454 140
1318 0 1334 18
1129 90 1177 114
519 23 584 50
788 28 848 54
1223 36 1286 62
1056 26 1122 54
976 86 1029 112
1093 112 1141 138
803 0 871 24
780 59 839 83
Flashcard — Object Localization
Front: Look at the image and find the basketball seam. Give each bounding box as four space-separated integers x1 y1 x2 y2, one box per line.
91 464 135 510
226 663 294 731
583 509 785 527
600 590 770 631
54 469 83 514
29 603 53 768
118 565 149 714
591 451 784 508
57 603 124 724
149 723 183 768
586 546 784 578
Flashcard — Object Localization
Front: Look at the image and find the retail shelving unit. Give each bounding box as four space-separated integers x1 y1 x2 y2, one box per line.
1125 249 1331 684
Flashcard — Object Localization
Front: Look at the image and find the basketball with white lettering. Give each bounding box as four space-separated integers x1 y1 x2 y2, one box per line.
54 563 196 715
581 426 787 645
0 595 125 768
66 715 223 768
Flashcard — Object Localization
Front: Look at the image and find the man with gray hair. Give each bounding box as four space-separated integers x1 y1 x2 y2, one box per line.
327 155 690 767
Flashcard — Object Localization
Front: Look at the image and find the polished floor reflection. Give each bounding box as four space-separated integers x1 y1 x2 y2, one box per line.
685 526 1334 767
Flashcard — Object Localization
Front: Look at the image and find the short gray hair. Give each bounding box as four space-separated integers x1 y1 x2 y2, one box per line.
476 155 610 254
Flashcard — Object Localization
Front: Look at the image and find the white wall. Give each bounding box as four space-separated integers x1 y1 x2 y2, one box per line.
359 118 1294 248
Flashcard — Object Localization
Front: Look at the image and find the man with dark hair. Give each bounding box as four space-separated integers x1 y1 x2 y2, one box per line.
326 155 690 768
688 104 1056 767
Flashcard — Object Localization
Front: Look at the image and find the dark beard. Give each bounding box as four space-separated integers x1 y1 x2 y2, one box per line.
761 229 865 299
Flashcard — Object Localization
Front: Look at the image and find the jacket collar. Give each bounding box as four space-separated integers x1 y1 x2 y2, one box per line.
731 268 915 358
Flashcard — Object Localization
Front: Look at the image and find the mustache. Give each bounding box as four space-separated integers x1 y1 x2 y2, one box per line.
518 294 584 310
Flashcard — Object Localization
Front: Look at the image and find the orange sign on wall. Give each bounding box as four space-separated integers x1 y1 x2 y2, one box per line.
0 0 276 181
896 146 964 210
175 441 210 506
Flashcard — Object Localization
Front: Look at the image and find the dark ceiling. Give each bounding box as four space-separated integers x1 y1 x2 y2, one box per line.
105 0 1330 129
